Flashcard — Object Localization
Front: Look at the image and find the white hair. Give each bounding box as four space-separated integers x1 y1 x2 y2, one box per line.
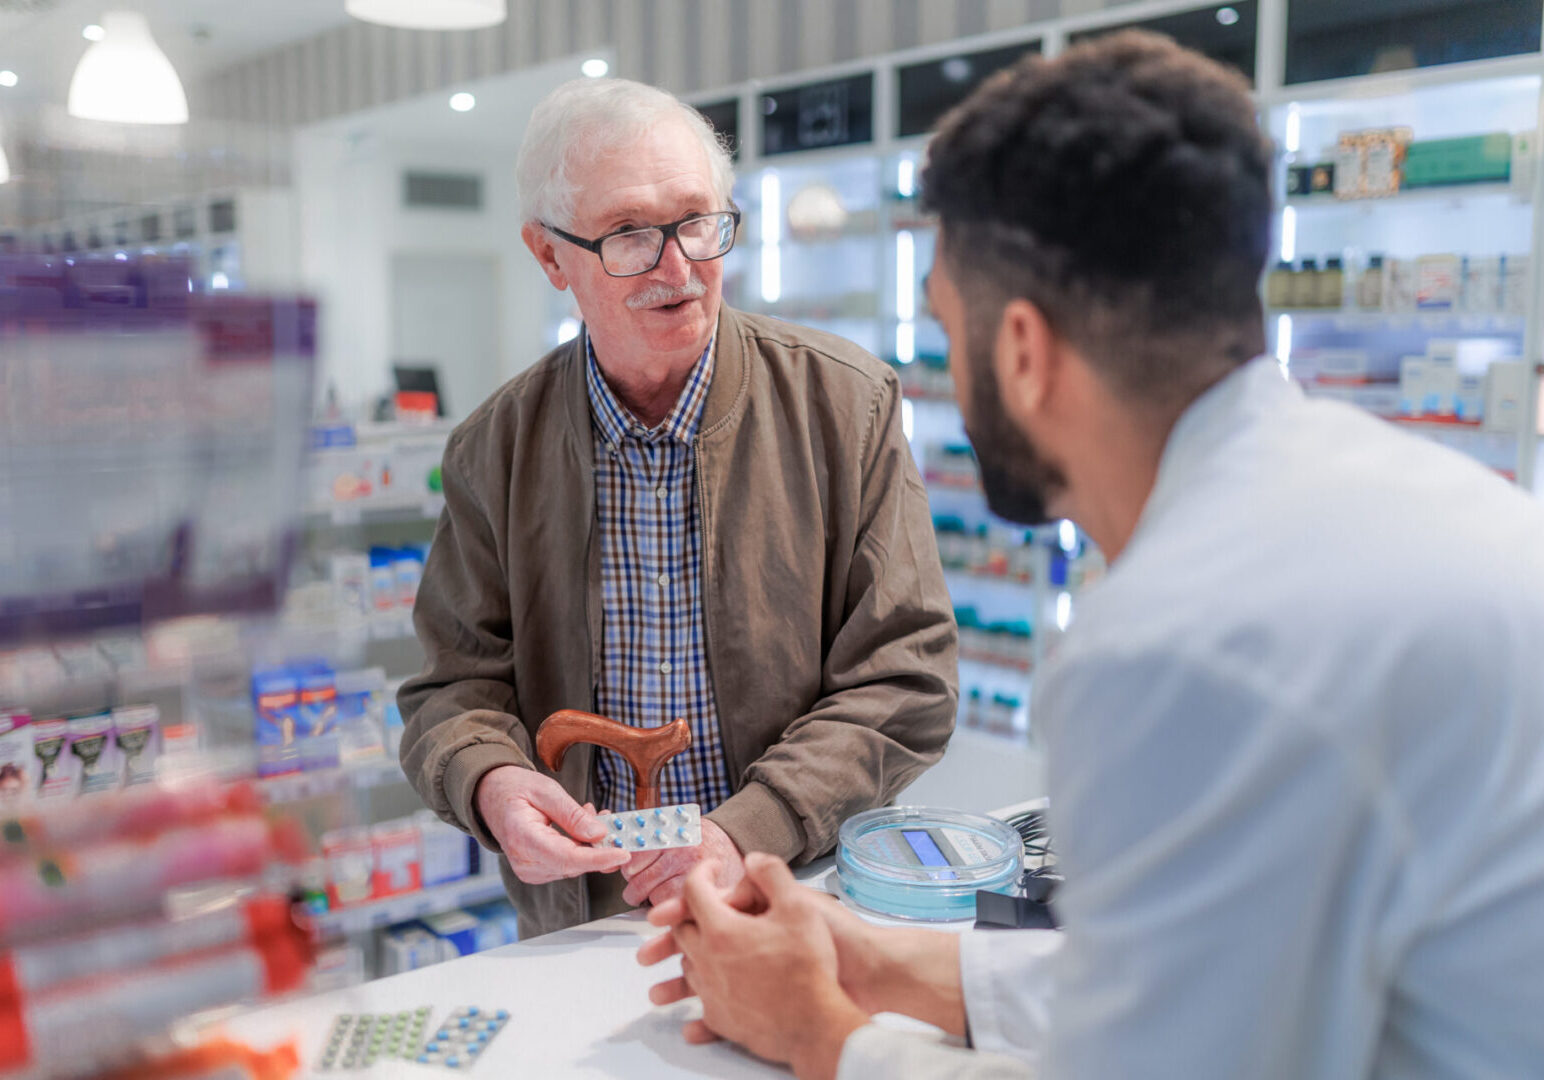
516 77 736 230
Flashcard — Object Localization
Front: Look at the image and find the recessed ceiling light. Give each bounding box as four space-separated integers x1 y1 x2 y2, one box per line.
449 92 476 112
0 71 17 88
83 24 105 42
1215 6 1240 25
581 58 609 78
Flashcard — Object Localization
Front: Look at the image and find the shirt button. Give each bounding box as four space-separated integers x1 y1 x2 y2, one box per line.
659 660 673 674
657 573 670 587
634 425 646 436
656 486 668 499
607 442 617 454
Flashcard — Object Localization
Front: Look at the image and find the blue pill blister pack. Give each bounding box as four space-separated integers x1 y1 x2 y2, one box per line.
593 803 702 851
417 1006 510 1070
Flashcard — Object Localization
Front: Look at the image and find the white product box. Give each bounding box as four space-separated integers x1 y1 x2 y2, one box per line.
1462 256 1502 314
1455 374 1486 423
1310 348 1371 383
1416 254 1462 311
1501 255 1531 316
1399 357 1429 417
1484 360 1528 433
1350 386 1403 417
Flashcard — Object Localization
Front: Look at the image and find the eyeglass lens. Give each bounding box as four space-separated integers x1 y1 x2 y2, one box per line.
599 213 736 276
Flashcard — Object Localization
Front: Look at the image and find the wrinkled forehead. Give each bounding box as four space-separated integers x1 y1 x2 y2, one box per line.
568 119 718 227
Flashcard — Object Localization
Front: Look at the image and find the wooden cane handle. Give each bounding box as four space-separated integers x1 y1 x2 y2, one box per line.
534 710 691 810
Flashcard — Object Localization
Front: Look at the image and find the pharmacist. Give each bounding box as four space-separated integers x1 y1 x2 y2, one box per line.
399 77 958 937
641 34 1544 1080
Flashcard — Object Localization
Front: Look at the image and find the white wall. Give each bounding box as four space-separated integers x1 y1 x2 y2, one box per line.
293 128 556 420
292 52 609 421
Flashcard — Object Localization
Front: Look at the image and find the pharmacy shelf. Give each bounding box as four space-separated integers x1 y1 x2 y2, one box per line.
902 388 958 406
307 873 508 939
1268 310 1526 333
943 565 1036 590
304 497 445 527
1285 182 1526 210
259 758 409 804
959 648 1033 675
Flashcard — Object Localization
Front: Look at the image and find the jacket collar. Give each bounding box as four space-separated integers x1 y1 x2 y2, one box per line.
563 304 750 452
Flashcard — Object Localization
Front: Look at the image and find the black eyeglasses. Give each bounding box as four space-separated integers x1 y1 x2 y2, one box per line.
544 208 741 278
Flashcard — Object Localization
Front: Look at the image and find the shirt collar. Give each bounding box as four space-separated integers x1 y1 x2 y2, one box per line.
585 333 715 447
1131 358 1301 544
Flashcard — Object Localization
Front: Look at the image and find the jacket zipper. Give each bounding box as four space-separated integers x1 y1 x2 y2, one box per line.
694 435 738 785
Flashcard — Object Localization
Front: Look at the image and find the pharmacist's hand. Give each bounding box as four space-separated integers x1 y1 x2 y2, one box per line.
621 818 744 908
474 765 630 884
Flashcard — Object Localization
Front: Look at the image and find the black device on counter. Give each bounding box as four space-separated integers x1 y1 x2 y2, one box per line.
975 808 1063 930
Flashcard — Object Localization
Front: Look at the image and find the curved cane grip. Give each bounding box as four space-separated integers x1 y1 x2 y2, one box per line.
535 710 691 810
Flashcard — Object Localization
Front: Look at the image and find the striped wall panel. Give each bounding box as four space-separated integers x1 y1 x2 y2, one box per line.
194 0 1151 127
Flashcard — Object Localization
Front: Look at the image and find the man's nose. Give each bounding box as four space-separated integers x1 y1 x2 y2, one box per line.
649 235 693 286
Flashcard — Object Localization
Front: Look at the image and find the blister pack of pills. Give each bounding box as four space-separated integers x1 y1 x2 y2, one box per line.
593 803 702 852
416 1006 511 1070
319 1007 432 1070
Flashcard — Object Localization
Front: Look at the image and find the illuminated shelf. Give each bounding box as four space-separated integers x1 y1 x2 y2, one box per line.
1268 310 1525 333
1285 182 1524 209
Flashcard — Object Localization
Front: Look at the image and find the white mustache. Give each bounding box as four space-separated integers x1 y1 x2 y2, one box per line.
626 275 707 310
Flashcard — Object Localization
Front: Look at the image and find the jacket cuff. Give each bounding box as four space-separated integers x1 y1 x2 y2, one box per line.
706 780 807 862
442 739 532 851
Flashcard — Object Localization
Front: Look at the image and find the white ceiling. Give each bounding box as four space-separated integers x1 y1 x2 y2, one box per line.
0 0 353 105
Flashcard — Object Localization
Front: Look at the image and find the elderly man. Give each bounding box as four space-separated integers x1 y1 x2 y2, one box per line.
640 32 1544 1080
399 77 957 937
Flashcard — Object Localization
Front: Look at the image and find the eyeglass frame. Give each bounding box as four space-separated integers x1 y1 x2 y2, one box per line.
542 206 742 278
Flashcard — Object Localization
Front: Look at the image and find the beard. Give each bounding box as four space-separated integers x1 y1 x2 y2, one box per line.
960 331 1067 527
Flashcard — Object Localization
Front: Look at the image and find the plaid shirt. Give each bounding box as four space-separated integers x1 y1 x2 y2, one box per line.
587 335 733 814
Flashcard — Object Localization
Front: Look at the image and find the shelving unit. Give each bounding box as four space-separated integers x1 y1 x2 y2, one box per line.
306 872 509 939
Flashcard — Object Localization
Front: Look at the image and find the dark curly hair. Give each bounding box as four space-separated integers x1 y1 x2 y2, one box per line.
921 30 1273 407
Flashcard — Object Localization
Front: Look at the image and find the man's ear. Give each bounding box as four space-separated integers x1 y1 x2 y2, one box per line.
522 222 570 291
994 297 1061 430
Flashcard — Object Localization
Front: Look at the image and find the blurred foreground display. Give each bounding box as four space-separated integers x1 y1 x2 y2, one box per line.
0 255 318 1078
0 254 316 642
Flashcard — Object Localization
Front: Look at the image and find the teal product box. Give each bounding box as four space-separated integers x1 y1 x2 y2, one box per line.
252 668 302 777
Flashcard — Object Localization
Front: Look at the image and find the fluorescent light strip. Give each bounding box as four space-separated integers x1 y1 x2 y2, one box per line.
896 230 915 321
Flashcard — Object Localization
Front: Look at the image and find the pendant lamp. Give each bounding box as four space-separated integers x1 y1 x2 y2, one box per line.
68 12 188 125
346 0 506 30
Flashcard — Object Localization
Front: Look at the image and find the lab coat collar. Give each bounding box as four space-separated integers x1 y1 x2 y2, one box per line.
1129 359 1299 551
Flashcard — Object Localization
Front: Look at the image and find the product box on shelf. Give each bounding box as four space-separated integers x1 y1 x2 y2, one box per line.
370 817 423 899
1402 133 1512 188
111 704 161 785
1415 254 1462 311
295 661 340 772
1455 375 1487 423
32 717 77 800
252 668 302 778
335 667 388 764
0 709 34 804
1484 360 1529 433
416 808 478 887
67 711 119 796
419 909 481 958
322 826 375 908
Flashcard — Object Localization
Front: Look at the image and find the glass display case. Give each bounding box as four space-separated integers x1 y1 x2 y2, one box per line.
1262 70 1542 483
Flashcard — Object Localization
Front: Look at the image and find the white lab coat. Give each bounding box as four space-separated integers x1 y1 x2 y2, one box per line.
838 360 1544 1079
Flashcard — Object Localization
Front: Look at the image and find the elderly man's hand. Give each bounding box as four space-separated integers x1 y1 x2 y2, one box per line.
638 854 869 1080
621 817 744 908
473 765 631 884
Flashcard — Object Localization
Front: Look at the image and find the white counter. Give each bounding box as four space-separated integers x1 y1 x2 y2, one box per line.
228 801 1048 1077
